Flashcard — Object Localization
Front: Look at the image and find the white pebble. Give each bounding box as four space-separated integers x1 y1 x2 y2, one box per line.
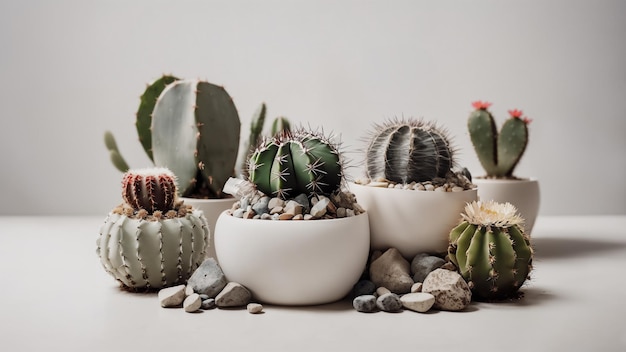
425 184 435 191
369 181 389 188
183 293 202 313
401 292 436 313
451 186 465 192
376 287 391 296
411 282 423 293
247 303 264 314
158 284 186 308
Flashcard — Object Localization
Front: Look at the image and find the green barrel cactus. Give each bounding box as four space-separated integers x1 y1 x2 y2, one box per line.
365 118 455 184
468 101 531 178
448 200 533 300
248 128 343 199
97 168 209 290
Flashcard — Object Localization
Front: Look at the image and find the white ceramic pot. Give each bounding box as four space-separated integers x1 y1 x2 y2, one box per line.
350 183 477 259
473 178 540 235
214 211 370 305
182 197 237 260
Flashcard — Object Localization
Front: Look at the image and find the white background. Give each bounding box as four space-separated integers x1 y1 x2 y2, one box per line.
1 0 624 216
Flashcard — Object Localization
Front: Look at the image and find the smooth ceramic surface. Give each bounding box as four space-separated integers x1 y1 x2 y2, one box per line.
350 183 477 259
214 211 370 305
182 197 237 260
473 178 540 234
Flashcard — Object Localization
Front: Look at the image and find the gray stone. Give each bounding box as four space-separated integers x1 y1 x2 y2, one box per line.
215 282 252 307
422 269 472 311
411 253 446 283
183 293 202 312
158 284 186 308
369 248 414 294
201 298 216 310
294 193 310 213
352 280 376 297
252 196 270 215
187 258 227 298
376 293 403 312
401 292 435 313
353 295 377 313
247 303 264 314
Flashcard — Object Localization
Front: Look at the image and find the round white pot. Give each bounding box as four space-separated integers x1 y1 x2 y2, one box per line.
350 183 477 259
182 197 237 260
214 211 370 305
473 178 540 235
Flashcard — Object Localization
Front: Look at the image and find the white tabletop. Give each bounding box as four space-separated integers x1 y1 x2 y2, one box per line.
1 216 625 351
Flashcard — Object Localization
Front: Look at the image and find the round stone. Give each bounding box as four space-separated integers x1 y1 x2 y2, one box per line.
353 295 377 313
401 292 436 313
376 293 403 312
247 303 264 314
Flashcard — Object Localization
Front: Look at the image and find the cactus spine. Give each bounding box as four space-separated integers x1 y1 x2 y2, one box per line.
448 200 533 300
97 168 209 290
365 118 455 184
248 129 343 199
468 101 530 178
151 79 241 198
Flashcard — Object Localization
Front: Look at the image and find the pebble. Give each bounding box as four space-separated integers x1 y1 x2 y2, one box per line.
352 280 376 297
294 194 310 213
411 253 446 283
185 285 195 296
201 298 215 310
247 303 264 314
251 196 270 215
278 213 294 220
310 197 329 218
292 214 304 220
401 292 436 313
368 181 389 188
270 206 283 214
158 284 186 308
232 208 245 218
183 293 202 312
284 200 303 215
411 282 423 293
425 184 435 191
369 248 414 294
268 197 285 209
353 295 378 313
376 287 391 296
215 282 252 307
422 269 472 311
451 186 465 192
376 293 403 312
187 258 227 298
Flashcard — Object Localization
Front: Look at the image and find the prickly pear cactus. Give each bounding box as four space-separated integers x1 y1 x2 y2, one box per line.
448 200 533 300
97 168 209 290
468 101 531 178
365 118 455 184
151 79 241 198
248 128 343 199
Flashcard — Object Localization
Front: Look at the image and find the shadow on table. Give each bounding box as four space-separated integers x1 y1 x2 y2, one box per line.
533 237 626 259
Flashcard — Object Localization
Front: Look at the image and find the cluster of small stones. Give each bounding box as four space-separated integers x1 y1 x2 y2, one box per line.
112 199 193 221
227 190 365 220
355 171 475 192
351 248 472 313
157 258 264 314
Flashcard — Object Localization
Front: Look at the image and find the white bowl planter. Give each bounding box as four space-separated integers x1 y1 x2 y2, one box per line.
214 211 370 305
350 183 477 259
472 178 540 234
182 197 237 260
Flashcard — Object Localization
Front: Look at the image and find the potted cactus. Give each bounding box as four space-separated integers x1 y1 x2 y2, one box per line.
213 127 370 305
97 168 209 290
467 101 540 234
104 75 241 258
448 200 533 300
350 118 477 259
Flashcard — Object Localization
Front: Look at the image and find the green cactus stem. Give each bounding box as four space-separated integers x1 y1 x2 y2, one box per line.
448 200 533 300
104 130 130 172
271 116 291 136
365 118 455 184
122 168 178 213
468 101 530 178
151 79 241 198
248 128 343 199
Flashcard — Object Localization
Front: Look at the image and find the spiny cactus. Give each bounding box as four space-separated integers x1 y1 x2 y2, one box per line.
271 115 291 136
151 79 241 198
104 130 130 172
365 118 456 184
121 168 177 213
97 167 209 290
468 101 531 178
248 128 343 199
448 200 533 300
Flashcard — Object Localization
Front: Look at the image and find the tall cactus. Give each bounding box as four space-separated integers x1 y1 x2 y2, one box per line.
448 200 533 300
365 118 455 184
468 101 531 178
248 128 343 199
151 79 241 198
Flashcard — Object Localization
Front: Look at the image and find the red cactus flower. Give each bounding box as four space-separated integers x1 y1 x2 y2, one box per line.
472 101 492 110
523 117 533 124
508 109 523 118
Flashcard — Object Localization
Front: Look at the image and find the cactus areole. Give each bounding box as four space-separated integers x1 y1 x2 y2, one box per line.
248 129 343 200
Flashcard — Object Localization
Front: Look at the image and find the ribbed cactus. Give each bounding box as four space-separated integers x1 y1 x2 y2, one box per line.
97 168 209 290
365 118 455 184
271 115 291 136
151 79 241 198
468 101 531 178
448 200 533 300
248 128 343 199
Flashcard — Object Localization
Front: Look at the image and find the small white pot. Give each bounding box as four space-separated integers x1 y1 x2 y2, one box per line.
182 197 237 260
350 183 477 259
214 211 370 305
472 178 540 235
